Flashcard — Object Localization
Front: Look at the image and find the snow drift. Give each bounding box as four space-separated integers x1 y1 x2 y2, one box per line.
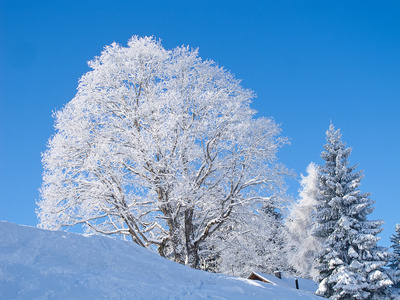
0 222 323 299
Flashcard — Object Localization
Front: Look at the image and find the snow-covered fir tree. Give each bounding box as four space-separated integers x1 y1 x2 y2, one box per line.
388 224 400 290
314 124 392 299
286 162 323 279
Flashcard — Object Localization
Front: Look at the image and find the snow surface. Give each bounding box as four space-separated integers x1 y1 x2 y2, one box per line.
250 272 318 293
0 222 324 299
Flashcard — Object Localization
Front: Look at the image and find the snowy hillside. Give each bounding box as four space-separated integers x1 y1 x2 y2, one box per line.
0 222 324 299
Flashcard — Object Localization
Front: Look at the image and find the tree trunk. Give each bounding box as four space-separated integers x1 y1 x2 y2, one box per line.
169 214 186 265
185 208 199 268
186 241 199 268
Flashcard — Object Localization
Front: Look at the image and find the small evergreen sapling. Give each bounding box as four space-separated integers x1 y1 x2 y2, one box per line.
389 224 400 289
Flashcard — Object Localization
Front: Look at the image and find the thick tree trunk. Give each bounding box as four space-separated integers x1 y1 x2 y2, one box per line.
170 230 186 264
169 213 186 265
184 208 199 268
186 242 199 268
157 189 186 264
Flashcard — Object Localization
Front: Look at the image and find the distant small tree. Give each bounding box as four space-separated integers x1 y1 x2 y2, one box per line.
389 224 400 289
286 162 322 279
314 124 392 299
37 36 289 269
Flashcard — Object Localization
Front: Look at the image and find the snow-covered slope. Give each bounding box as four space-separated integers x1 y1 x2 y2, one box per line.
0 222 323 299
249 272 318 293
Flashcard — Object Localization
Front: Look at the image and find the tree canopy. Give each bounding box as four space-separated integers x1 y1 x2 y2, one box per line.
37 36 289 268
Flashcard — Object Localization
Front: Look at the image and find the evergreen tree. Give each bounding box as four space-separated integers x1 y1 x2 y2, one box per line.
287 162 323 279
314 124 392 299
389 224 400 289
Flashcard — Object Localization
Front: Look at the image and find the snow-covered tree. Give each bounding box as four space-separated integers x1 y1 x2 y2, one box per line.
286 162 322 279
203 201 289 278
313 124 392 299
389 224 400 289
37 36 289 268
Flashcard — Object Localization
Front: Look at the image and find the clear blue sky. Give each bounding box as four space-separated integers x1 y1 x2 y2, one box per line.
1 1 399 246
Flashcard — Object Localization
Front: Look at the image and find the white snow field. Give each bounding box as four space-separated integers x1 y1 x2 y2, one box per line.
0 222 324 299
248 272 318 294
